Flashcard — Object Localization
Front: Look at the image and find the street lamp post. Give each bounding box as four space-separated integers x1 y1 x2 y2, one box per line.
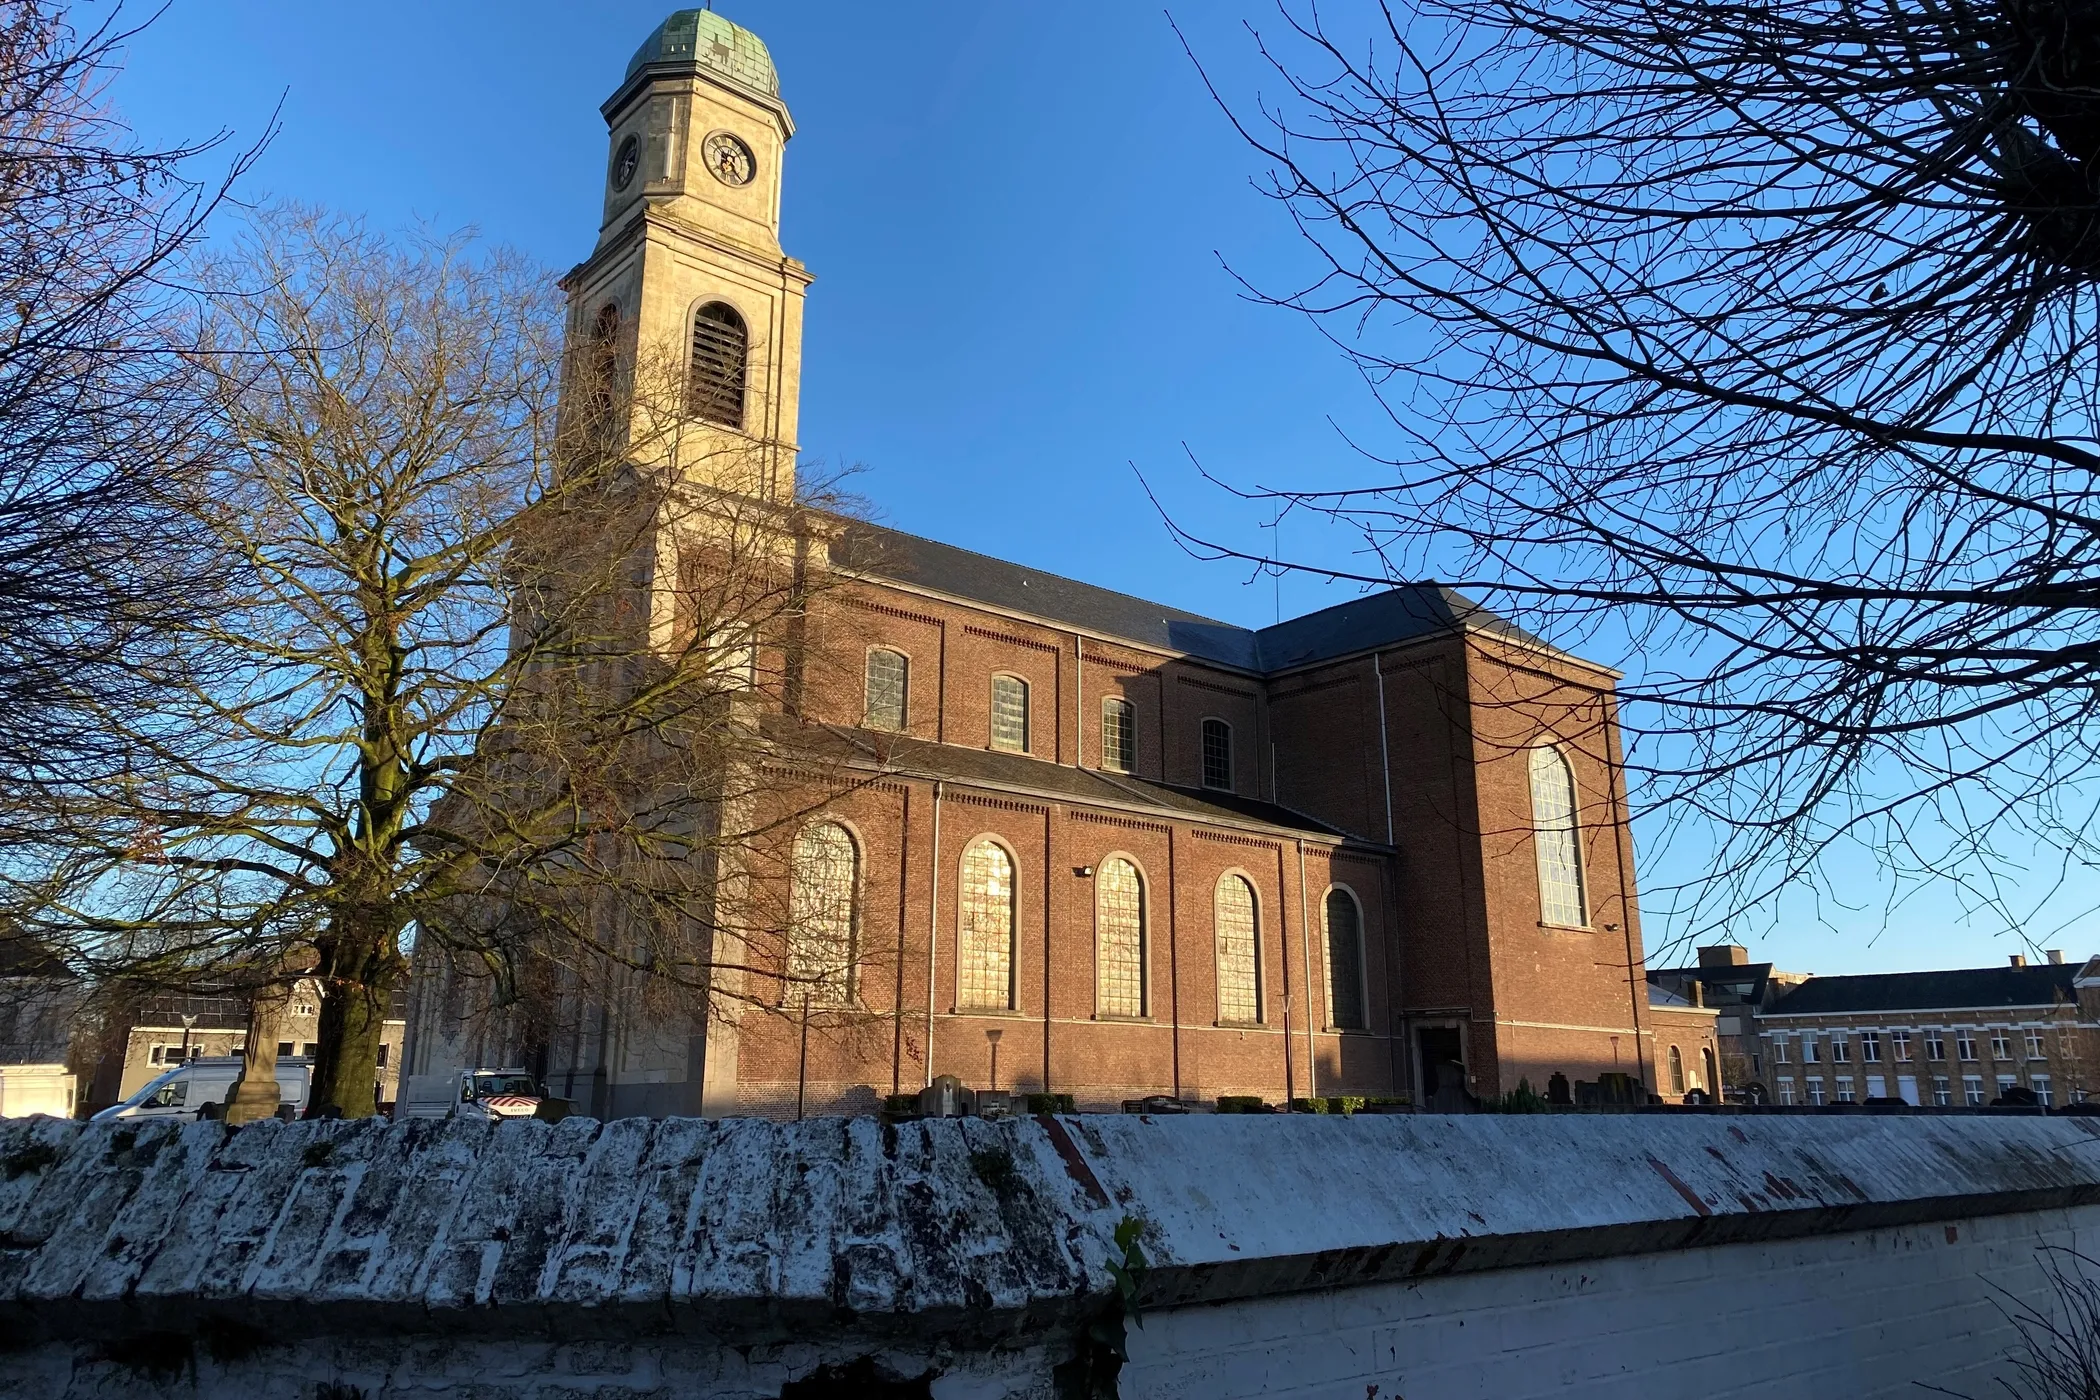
986 1027 1002 1093
178 1013 198 1063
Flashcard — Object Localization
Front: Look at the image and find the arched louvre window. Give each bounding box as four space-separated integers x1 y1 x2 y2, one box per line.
990 675 1029 753
584 302 620 424
1096 858 1145 1017
1201 718 1232 790
1215 874 1261 1023
1325 888 1366 1031
1528 745 1587 927
1668 1045 1686 1095
957 840 1015 1010
865 649 908 730
788 823 858 1003
688 301 748 427
1100 697 1135 773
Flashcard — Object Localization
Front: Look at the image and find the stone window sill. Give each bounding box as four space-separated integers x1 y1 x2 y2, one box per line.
1538 921 1596 933
1213 1019 1265 1031
1092 1013 1153 1024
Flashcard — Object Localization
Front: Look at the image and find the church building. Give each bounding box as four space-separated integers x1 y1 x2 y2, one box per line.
402 9 1717 1118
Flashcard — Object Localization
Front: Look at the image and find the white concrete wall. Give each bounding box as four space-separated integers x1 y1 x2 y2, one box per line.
1126 1204 2095 1400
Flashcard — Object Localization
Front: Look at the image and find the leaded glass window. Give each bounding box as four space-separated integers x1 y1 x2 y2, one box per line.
1201 718 1232 790
866 648 907 730
688 301 747 427
990 675 1029 753
1528 745 1586 926
1101 697 1135 773
788 823 857 1003
1215 874 1261 1023
1096 858 1145 1017
958 840 1015 1010
1325 888 1365 1030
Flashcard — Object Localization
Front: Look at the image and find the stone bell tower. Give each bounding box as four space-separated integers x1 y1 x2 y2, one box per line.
563 9 809 501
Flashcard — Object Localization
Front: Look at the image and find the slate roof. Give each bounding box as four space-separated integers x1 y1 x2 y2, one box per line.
830 519 1552 675
1648 962 1776 1007
778 718 1360 842
1765 964 2082 1017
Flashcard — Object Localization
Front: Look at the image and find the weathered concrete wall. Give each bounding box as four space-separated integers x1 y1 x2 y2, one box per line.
4 1111 2100 1398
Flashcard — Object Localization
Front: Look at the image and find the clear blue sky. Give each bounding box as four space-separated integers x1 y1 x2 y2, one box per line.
104 1 2092 976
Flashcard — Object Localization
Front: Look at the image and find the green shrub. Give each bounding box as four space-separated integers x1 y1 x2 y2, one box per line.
1487 1078 1551 1114
1024 1092 1076 1115
1215 1095 1268 1114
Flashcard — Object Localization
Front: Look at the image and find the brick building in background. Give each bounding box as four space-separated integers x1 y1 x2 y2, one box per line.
404 9 1716 1117
1757 954 2100 1107
1649 943 1812 1098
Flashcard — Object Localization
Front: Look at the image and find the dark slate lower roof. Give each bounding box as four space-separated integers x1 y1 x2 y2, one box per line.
829 518 1546 674
1765 964 2082 1016
780 718 1359 842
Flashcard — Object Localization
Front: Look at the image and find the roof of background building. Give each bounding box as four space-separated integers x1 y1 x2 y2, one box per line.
1766 964 2083 1017
1648 962 1777 1006
624 9 778 98
831 519 1550 675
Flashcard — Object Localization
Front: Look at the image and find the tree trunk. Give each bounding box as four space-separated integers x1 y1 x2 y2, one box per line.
308 914 403 1119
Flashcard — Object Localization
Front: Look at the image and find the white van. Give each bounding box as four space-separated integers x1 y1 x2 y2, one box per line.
398 1068 545 1121
92 1057 312 1123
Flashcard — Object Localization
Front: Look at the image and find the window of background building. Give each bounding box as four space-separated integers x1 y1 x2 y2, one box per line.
687 301 748 427
1892 1030 1912 1061
865 649 908 731
376 1044 389 1068
1991 1030 2013 1060
1866 1074 1886 1098
1836 1076 1855 1102
1861 1031 1881 1063
2025 1029 2046 1059
1201 719 1233 790
1933 1076 1951 1106
1775 1037 1790 1064
990 675 1029 753
1215 874 1262 1023
2033 1075 2054 1106
1101 697 1135 773
1926 1030 1945 1060
277 1041 295 1057
1997 1074 2018 1099
1668 1046 1686 1095
1957 1030 1977 1061
1964 1074 1985 1105
1095 857 1146 1018
1527 745 1586 926
1778 1078 1796 1105
1807 1077 1826 1105
957 840 1016 1010
1831 1034 1851 1063
1803 1037 1821 1063
789 822 860 1004
1325 889 1367 1031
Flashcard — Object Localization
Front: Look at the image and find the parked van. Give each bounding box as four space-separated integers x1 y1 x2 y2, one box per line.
398 1068 545 1121
90 1057 311 1123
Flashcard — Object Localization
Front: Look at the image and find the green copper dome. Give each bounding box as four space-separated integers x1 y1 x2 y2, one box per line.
625 9 779 99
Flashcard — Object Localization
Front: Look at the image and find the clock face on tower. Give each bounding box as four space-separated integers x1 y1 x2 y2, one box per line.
704 131 756 187
612 134 641 191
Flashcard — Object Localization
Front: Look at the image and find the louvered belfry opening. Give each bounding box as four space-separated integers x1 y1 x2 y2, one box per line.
584 302 620 426
688 301 748 427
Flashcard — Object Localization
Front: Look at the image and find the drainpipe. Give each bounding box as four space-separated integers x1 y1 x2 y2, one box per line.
1299 840 1317 1100
925 780 944 1088
1373 654 1394 845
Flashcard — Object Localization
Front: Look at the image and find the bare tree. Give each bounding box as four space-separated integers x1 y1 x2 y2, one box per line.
1178 0 2100 941
16 208 866 1117
0 0 253 814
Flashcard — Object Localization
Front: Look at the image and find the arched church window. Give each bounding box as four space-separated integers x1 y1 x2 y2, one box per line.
688 301 748 428
1096 858 1145 1017
1325 887 1366 1031
788 823 858 1003
865 649 907 730
990 675 1029 753
1201 718 1232 790
957 839 1015 1010
1668 1044 1687 1095
1529 744 1587 927
584 302 620 425
1215 874 1261 1023
1101 697 1134 773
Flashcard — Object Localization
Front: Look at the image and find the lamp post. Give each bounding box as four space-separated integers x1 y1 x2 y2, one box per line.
986 1027 1002 1092
178 1013 198 1063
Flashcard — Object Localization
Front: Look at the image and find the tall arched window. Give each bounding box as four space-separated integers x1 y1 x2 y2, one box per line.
1528 745 1587 927
990 675 1029 753
1101 697 1135 773
1668 1045 1686 1095
1703 1047 1720 1095
1201 718 1233 790
1215 874 1261 1023
788 823 858 1003
865 648 908 730
583 302 620 424
1325 887 1366 1031
688 301 748 427
957 840 1015 1010
1096 858 1145 1017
